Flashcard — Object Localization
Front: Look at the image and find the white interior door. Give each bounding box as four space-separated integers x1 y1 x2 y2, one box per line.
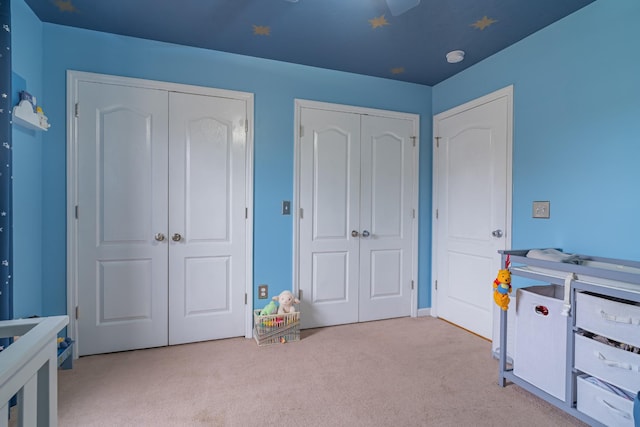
298 108 361 328
433 88 512 339
359 115 414 322
74 75 251 355
77 82 170 356
168 92 247 345
298 105 417 329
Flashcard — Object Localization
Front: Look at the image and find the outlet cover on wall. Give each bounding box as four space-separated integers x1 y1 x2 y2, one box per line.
258 284 268 299
532 201 550 219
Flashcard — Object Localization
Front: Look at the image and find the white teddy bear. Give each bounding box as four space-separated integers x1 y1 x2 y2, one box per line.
273 290 300 315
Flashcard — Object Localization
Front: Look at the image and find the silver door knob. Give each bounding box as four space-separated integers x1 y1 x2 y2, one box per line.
172 233 182 242
491 229 503 238
362 230 370 238
351 230 359 237
154 233 165 242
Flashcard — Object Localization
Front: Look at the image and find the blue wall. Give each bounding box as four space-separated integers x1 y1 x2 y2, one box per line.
27 18 433 315
15 0 634 319
11 0 43 318
433 0 640 263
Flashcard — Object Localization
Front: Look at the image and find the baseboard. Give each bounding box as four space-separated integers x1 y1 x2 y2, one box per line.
417 308 431 317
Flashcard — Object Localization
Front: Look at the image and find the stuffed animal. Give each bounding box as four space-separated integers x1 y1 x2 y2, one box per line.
273 290 300 315
259 300 278 316
493 268 512 311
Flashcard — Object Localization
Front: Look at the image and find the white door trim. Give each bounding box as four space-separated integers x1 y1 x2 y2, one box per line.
292 99 420 319
66 70 255 358
430 85 513 318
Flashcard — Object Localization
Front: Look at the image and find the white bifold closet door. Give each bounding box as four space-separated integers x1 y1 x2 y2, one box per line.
298 107 415 329
76 82 247 355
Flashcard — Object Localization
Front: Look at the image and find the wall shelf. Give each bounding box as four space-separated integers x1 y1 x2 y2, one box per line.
12 100 50 131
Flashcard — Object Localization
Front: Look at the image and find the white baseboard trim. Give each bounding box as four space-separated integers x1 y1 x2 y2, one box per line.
417 308 431 317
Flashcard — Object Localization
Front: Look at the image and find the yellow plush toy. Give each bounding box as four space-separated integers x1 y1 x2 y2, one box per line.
493 267 512 311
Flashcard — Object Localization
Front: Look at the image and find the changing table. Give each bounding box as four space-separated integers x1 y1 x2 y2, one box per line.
498 249 640 426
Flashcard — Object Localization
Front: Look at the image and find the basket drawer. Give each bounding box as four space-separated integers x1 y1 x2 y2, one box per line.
577 375 635 427
575 334 640 393
576 292 640 348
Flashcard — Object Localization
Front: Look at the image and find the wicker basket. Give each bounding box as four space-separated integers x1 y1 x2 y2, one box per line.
253 309 300 346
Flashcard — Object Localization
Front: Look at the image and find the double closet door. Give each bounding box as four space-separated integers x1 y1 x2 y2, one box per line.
75 79 249 356
298 106 417 329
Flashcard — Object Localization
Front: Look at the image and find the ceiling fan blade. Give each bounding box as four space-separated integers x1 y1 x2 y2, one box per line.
385 0 421 16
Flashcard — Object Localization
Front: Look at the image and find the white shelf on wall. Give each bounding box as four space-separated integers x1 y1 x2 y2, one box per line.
12 100 51 131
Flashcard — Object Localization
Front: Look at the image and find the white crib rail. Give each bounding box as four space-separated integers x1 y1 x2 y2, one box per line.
0 316 69 427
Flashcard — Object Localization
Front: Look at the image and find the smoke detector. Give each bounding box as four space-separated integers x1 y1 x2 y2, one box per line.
446 50 465 64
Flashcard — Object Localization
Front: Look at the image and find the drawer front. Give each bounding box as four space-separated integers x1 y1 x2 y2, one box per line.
575 334 640 393
576 292 640 348
577 376 635 427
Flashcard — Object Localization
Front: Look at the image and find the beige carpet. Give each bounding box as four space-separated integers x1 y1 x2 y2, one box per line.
57 317 585 426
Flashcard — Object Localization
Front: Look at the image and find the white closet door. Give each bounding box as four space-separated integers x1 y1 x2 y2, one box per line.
168 92 247 345
358 115 414 321
75 79 250 355
298 107 415 329
299 108 360 328
77 82 169 356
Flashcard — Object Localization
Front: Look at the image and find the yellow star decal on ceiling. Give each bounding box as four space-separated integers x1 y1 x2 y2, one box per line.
253 25 271 36
53 0 78 13
391 67 405 75
471 16 497 30
369 15 390 29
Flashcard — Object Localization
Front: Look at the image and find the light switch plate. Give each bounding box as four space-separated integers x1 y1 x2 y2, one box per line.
282 200 291 215
532 201 550 219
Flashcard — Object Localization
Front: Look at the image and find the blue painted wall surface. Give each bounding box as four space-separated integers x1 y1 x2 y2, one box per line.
11 0 43 318
33 20 432 315
433 0 640 265
13 0 637 319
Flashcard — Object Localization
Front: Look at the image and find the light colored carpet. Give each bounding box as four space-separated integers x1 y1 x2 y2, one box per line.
57 317 585 426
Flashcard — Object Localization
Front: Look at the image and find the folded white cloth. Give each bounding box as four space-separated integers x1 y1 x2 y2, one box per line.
526 248 583 265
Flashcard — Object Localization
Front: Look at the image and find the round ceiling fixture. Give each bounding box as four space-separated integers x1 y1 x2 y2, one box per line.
446 50 465 64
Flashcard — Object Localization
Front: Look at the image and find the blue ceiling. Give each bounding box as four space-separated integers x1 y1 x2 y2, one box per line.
23 0 595 86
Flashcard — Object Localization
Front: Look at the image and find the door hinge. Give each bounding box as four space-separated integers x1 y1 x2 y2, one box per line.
435 280 438 291
412 209 415 219
75 205 79 219
411 136 416 147
75 306 79 320
298 289 302 300
300 125 304 138
245 119 248 133
435 136 441 148
75 103 79 118
411 280 414 290
299 208 304 219
245 207 248 219
244 293 248 304
436 209 439 219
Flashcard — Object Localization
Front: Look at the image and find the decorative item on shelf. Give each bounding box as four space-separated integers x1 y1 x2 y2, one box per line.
12 90 51 131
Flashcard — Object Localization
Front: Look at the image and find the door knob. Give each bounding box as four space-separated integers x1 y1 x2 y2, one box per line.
491 229 503 238
351 230 359 238
172 233 182 242
154 233 165 242
362 230 370 238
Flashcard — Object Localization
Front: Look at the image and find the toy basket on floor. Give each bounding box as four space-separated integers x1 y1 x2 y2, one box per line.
253 309 300 346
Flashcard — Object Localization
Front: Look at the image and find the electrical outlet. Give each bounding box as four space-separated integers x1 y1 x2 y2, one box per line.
532 201 550 219
258 284 268 299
